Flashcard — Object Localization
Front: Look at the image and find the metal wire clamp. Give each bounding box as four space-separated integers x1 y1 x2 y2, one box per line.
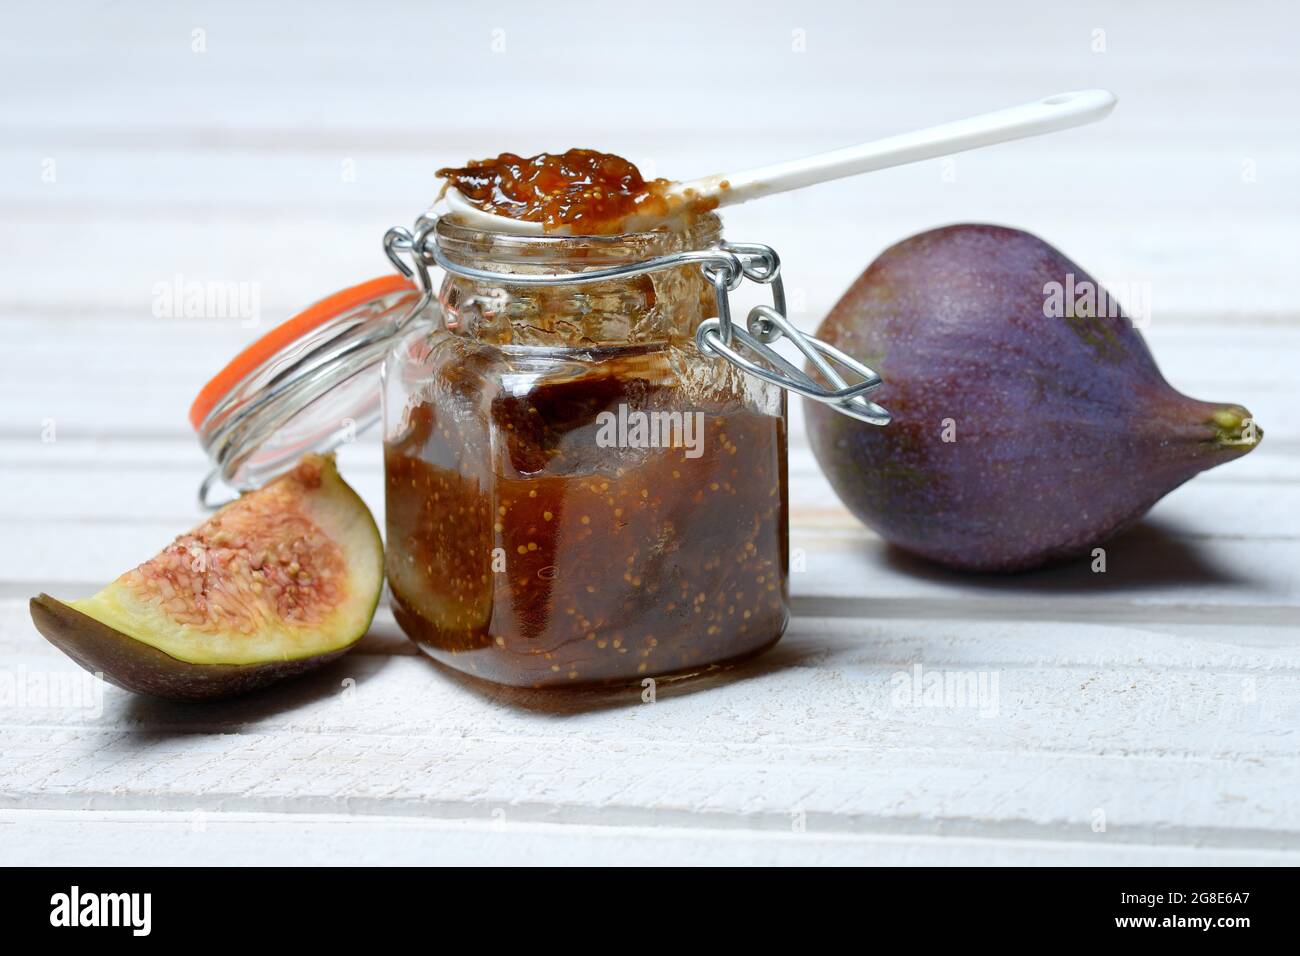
391 217 889 426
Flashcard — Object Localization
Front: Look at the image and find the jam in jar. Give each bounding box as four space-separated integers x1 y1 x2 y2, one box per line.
382 213 789 687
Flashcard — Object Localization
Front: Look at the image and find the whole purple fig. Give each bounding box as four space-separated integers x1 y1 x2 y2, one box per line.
805 224 1261 572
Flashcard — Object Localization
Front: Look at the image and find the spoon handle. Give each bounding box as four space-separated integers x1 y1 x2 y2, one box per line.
672 89 1117 207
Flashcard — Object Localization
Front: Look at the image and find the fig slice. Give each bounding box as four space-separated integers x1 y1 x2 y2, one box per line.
30 453 383 701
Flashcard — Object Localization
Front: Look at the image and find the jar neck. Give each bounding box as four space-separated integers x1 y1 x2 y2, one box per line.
434 214 723 348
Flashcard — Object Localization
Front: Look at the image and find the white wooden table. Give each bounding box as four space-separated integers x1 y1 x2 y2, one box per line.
2 2 1296 865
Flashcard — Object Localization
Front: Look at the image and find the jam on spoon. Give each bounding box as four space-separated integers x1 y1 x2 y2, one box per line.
437 148 678 235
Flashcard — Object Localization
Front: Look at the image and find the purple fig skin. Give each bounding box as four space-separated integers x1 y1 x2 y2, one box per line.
805 224 1262 573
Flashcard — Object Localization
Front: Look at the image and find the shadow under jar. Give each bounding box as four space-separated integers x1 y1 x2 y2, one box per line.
382 214 790 688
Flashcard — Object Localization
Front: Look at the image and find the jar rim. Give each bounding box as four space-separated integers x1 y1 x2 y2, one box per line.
434 212 723 269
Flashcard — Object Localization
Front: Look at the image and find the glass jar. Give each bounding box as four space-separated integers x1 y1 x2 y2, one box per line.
381 214 790 687
191 209 884 692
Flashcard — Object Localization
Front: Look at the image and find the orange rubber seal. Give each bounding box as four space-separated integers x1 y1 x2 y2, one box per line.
188 274 415 431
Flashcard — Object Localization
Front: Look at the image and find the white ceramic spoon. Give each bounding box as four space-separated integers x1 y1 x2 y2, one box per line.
444 88 1118 235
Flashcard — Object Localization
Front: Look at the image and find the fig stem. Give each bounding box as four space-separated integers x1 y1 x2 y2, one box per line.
1208 406 1262 450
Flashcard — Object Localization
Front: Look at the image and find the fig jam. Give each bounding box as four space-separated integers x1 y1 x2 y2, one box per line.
437 148 673 235
382 215 789 688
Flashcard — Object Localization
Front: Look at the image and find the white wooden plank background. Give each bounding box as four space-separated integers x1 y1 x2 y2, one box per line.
1 0 1297 866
